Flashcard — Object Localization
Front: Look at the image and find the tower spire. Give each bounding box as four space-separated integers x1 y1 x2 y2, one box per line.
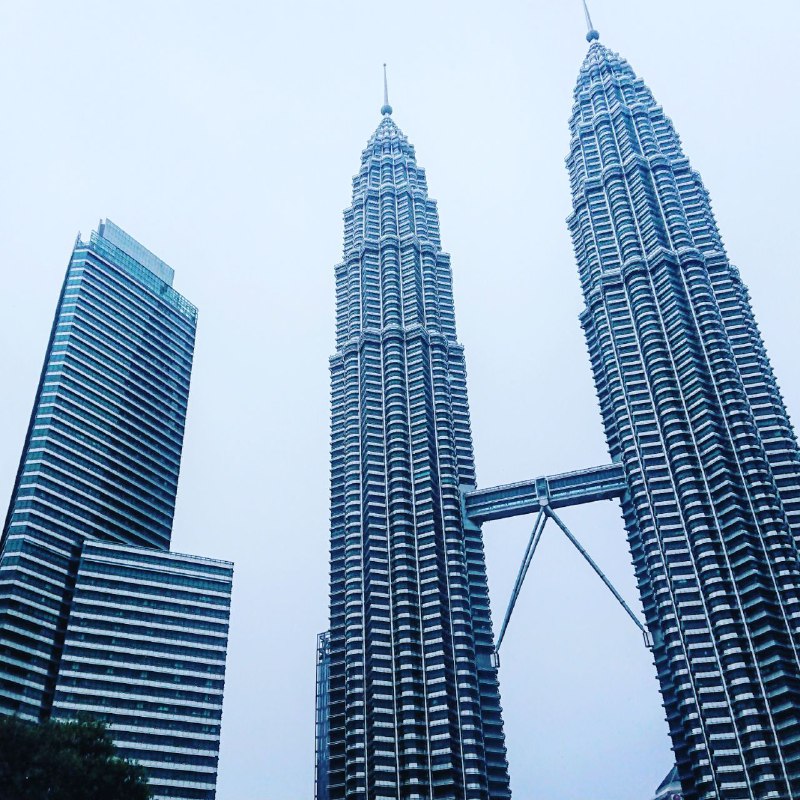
582 0 600 42
381 63 393 116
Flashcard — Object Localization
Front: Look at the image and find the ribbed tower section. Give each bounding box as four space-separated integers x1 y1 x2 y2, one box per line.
326 111 511 799
567 38 800 799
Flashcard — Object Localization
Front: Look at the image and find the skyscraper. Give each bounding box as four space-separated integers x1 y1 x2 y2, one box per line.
0 220 232 800
566 17 800 800
320 90 511 798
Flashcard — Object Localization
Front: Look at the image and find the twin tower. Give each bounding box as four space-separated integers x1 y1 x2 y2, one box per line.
318 22 800 800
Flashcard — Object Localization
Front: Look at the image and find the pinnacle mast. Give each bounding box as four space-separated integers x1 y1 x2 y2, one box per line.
381 63 392 116
582 0 600 41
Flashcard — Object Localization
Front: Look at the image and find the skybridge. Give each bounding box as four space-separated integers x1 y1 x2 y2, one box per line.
462 462 626 523
462 462 652 656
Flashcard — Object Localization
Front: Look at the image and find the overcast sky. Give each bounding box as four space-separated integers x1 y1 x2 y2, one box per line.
1 1 799 798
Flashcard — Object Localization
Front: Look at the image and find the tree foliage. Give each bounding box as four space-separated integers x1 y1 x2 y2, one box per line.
0 715 151 800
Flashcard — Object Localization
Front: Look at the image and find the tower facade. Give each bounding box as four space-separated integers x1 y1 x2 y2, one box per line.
0 221 232 800
567 30 800 799
322 106 511 799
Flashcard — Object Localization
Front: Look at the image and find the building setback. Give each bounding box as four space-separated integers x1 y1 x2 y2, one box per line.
566 21 800 800
52 542 232 799
317 91 511 799
0 220 232 800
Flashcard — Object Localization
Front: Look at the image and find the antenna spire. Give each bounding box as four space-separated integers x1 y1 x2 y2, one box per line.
381 64 393 116
582 0 600 42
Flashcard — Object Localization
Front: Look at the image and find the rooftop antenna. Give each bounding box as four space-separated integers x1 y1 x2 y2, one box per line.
381 63 393 116
582 0 600 42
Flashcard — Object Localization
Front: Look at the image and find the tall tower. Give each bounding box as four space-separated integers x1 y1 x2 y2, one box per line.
0 220 196 720
322 87 511 799
0 220 232 800
567 19 800 800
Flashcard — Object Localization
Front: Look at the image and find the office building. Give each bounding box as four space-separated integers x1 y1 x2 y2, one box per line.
0 221 232 800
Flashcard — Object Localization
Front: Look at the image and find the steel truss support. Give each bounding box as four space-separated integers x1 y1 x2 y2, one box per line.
495 507 547 652
494 502 651 659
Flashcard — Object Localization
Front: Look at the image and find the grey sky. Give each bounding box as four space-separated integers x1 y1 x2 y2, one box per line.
1 1 799 798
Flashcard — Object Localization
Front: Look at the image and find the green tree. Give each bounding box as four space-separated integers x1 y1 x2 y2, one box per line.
0 716 151 800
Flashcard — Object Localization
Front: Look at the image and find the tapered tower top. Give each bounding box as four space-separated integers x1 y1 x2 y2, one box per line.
381 63 393 116
582 0 600 41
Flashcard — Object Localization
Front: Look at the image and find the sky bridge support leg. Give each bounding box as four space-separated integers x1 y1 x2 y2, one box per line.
545 508 652 649
494 504 652 658
495 507 547 654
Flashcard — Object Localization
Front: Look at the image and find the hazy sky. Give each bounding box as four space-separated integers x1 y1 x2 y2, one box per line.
1 1 799 798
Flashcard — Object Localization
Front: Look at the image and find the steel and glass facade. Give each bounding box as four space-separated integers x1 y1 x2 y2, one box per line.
2 219 195 554
567 34 800 799
0 221 232 800
320 109 510 800
51 541 232 800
